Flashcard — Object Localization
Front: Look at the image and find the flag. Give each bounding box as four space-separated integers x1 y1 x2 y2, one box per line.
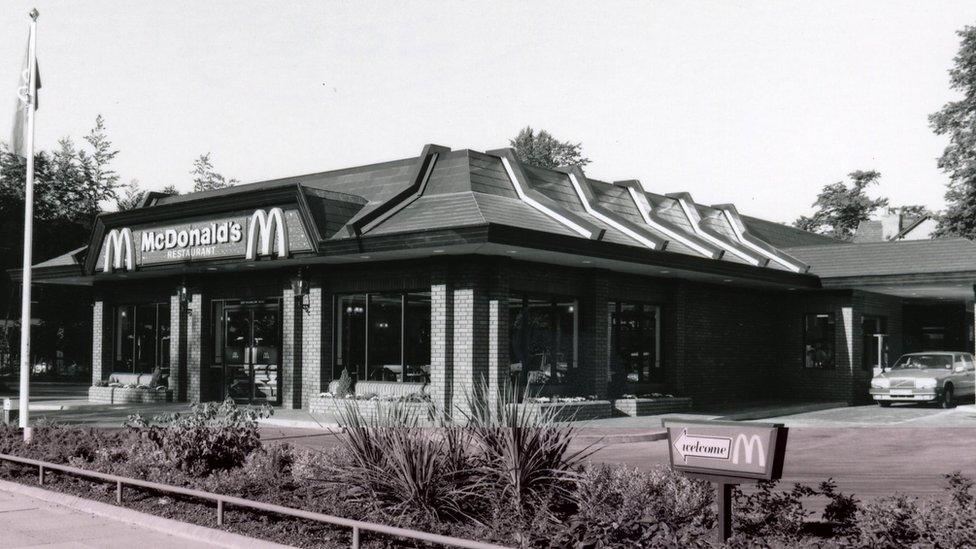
11 32 40 159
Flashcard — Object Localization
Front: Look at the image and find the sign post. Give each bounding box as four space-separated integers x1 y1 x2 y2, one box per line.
664 419 789 544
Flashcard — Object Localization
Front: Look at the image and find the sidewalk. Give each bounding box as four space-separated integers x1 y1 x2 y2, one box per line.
0 485 221 548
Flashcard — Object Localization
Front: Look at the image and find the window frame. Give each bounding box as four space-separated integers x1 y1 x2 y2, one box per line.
332 290 431 383
508 293 580 387
111 302 171 375
803 312 836 369
607 300 663 384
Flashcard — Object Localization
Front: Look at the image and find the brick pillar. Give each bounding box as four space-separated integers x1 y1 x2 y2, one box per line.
452 287 475 415
302 285 323 408
187 293 203 403
282 286 296 409
169 294 183 401
92 301 105 383
430 269 452 418
487 266 510 411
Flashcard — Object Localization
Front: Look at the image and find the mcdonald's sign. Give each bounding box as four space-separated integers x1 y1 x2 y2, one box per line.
96 207 311 272
664 419 788 481
103 228 135 272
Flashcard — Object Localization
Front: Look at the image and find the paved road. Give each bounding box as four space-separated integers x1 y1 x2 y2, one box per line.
0 487 219 548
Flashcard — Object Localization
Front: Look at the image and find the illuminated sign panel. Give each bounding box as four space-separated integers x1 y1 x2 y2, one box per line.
95 207 311 272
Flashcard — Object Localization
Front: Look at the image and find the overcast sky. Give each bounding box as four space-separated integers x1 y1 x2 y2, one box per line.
2 1 976 223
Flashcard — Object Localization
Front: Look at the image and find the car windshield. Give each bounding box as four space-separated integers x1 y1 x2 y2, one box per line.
891 354 952 370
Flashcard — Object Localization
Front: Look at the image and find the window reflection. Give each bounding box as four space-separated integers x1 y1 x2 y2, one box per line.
113 303 171 376
509 295 578 388
608 301 661 384
334 292 431 383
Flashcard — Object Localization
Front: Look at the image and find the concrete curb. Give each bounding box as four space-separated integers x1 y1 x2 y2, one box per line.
576 430 668 444
716 401 848 421
0 478 293 549
259 417 339 430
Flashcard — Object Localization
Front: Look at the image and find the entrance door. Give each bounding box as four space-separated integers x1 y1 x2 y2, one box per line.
223 301 281 405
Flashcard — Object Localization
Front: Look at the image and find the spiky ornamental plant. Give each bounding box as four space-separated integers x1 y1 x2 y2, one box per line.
322 399 486 524
457 381 598 518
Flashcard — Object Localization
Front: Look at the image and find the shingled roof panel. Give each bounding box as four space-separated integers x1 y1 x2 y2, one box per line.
785 239 976 277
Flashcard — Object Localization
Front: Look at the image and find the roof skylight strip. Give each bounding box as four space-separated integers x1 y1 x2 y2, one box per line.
718 208 808 273
499 156 595 239
566 172 662 250
672 196 765 266
624 186 720 258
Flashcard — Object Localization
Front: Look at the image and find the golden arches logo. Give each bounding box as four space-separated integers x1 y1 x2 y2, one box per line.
245 208 289 260
103 228 135 272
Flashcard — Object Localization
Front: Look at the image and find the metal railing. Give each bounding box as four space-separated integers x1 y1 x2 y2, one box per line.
0 452 512 549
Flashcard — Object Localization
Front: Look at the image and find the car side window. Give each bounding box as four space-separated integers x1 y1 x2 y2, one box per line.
964 354 976 371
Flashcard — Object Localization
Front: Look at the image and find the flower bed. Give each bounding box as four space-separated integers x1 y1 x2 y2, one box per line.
308 395 435 423
88 385 171 404
613 395 692 417
510 399 612 422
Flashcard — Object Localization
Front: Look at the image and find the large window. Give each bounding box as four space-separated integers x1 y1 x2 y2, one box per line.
803 313 835 369
608 301 662 384
509 295 578 387
113 303 170 375
334 292 431 383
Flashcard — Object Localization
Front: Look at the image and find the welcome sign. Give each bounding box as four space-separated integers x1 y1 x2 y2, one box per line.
664 419 788 481
95 207 313 272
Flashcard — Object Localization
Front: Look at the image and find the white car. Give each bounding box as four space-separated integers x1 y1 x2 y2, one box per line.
870 352 976 408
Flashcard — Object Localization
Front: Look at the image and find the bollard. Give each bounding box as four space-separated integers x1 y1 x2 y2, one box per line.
116 480 123 504
38 464 43 485
352 525 360 548
217 499 224 526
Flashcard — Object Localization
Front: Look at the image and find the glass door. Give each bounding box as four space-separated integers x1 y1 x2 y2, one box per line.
222 301 281 405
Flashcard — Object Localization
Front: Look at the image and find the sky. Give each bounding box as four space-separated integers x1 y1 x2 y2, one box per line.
2 1 975 224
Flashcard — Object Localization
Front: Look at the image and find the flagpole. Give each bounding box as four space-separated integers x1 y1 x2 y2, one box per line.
18 8 39 442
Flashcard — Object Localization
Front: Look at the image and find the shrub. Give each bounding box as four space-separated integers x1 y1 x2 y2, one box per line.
550 464 713 548
732 480 817 540
819 478 858 531
120 398 271 477
856 493 924 547
334 368 353 397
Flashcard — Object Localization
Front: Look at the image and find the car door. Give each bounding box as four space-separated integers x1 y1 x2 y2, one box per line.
952 353 975 397
962 353 976 397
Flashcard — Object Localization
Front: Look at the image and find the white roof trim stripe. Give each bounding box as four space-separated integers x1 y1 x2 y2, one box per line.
499 156 595 239
673 196 765 266
719 208 807 273
624 185 719 258
567 172 662 250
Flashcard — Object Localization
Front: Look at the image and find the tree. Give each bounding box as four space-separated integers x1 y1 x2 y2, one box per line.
793 170 889 241
191 153 238 192
931 26 976 239
116 180 145 211
509 127 590 169
160 184 180 196
78 114 121 215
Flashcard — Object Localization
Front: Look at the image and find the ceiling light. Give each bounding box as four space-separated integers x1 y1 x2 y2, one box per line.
659 270 670 274
582 260 592 264
506 250 517 254
432 249 445 254
359 255 370 259
722 279 732 283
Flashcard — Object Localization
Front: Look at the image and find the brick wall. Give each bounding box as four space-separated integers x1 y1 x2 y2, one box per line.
430 269 451 415
91 301 104 384
282 286 296 409
187 293 203 402
169 293 183 401
301 285 323 406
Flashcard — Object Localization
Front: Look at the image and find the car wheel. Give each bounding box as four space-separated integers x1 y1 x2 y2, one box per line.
941 385 955 409
878 401 891 408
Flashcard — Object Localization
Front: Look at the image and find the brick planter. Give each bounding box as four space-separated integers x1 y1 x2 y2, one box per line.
510 400 612 422
309 396 435 424
88 386 171 404
612 397 692 417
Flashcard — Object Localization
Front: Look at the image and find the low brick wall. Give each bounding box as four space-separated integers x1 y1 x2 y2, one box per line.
309 396 435 424
612 397 692 417
88 386 171 404
511 400 612 422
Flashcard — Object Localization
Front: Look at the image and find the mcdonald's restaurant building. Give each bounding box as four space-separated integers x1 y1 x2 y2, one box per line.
19 145 976 414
